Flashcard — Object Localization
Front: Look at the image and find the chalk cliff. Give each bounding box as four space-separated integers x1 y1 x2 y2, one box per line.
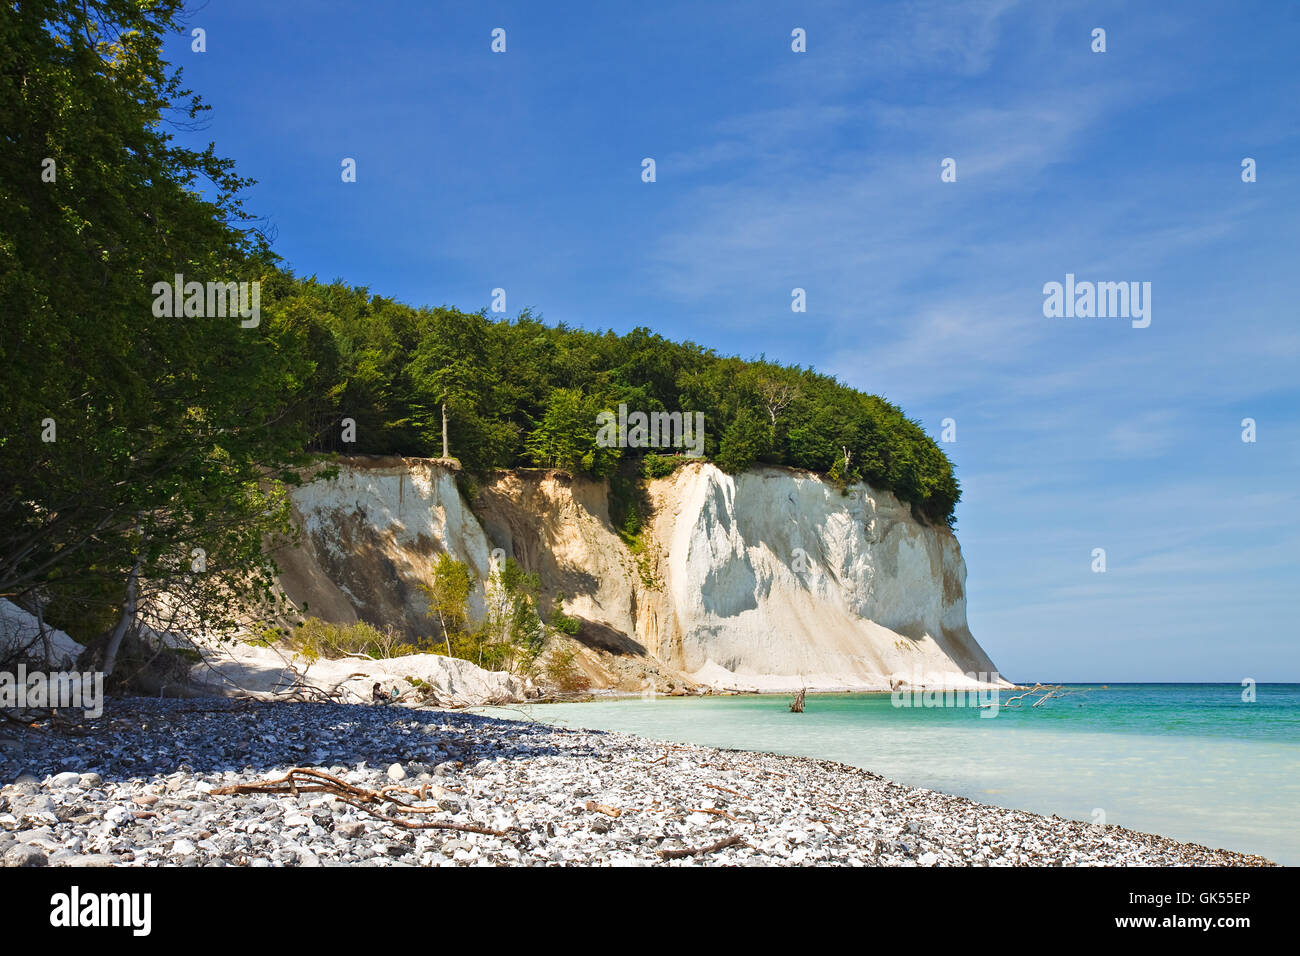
276 458 1007 692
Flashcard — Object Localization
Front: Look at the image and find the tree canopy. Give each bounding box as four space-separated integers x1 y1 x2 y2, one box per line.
263 278 961 524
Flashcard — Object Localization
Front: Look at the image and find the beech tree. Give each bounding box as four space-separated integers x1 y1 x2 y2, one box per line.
421 553 472 657
524 388 622 478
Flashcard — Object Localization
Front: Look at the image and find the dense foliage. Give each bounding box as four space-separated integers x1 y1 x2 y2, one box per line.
0 1 312 660
263 277 961 524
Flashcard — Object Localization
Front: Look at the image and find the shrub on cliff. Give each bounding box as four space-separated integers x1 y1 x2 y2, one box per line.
543 643 591 695
287 618 400 662
641 453 680 479
549 594 583 636
421 554 474 656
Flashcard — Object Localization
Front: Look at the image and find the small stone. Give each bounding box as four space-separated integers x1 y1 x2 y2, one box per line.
78 773 103 789
49 772 80 788
22 795 55 815
386 763 406 782
336 822 366 839
4 844 47 867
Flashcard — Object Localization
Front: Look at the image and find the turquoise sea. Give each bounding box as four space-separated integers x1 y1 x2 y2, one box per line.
488 683 1300 864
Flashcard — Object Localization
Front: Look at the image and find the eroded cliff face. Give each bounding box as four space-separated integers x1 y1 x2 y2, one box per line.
639 465 1003 690
277 457 1006 691
276 458 493 637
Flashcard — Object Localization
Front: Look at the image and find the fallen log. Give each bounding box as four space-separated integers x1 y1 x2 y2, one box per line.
658 834 748 860
212 766 520 836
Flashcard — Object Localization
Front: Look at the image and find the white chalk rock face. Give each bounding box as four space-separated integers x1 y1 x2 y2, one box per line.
276 458 493 635
470 470 643 654
277 458 1006 693
643 464 1007 691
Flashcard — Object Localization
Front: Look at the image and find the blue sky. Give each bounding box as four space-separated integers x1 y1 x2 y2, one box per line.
165 1 1299 682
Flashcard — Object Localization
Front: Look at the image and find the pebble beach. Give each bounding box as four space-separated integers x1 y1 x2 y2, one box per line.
0 698 1276 867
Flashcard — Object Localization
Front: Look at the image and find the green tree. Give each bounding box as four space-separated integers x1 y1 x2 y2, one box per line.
715 407 771 473
483 557 544 674
0 1 312 670
524 388 621 478
420 553 473 656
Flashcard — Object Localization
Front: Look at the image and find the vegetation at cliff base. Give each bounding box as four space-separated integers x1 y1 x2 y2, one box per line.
421 555 548 675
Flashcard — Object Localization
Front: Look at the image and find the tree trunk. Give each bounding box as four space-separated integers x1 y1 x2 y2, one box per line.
441 402 449 459
102 555 143 677
35 600 53 664
437 608 451 656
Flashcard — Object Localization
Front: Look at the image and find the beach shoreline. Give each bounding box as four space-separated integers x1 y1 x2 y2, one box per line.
0 697 1275 867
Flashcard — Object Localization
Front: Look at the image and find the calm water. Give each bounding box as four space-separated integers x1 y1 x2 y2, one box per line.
485 683 1300 864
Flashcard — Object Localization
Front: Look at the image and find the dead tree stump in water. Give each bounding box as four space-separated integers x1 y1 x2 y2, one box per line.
790 687 806 713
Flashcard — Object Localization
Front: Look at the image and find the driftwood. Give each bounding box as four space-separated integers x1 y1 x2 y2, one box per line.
687 806 744 822
658 834 748 859
211 766 519 836
1002 683 1073 708
704 783 743 798
647 744 694 765
790 687 806 713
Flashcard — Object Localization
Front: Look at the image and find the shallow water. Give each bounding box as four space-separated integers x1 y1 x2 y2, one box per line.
484 683 1300 864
